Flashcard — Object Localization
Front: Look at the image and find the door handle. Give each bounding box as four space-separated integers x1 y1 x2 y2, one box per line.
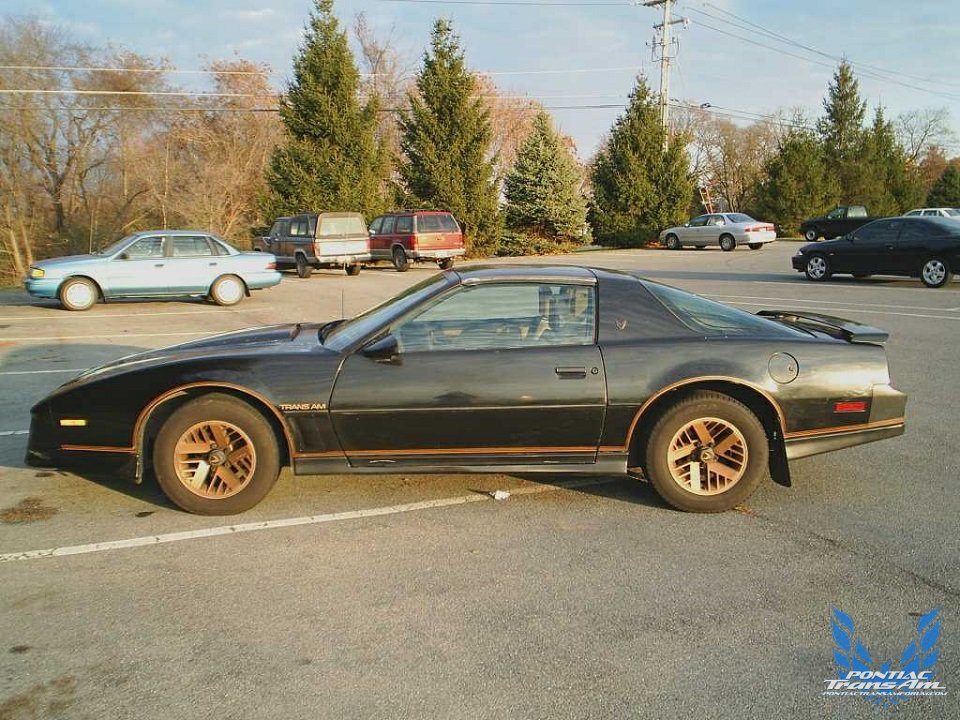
154 263 165 268
208 262 218 266
555 366 587 379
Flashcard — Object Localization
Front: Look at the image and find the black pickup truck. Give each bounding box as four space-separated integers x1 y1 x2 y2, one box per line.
800 206 878 241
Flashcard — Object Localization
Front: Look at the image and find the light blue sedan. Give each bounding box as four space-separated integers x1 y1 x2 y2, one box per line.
24 230 282 311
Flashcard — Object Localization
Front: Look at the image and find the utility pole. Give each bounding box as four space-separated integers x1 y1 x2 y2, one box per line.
642 0 686 133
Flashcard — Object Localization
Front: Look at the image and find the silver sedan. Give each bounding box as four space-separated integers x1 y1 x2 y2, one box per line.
659 213 777 251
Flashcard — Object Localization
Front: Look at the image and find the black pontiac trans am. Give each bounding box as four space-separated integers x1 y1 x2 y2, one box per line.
27 265 907 515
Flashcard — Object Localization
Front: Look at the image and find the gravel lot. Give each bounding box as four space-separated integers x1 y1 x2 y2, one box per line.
1 243 958 719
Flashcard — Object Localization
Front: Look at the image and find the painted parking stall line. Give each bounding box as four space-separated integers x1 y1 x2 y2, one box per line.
0 430 28 437
0 331 222 343
0 478 620 563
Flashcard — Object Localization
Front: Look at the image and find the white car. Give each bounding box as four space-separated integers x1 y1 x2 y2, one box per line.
659 213 777 251
903 208 960 219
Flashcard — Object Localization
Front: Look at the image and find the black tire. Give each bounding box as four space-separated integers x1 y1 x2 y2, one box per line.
345 263 361 276
804 227 820 242
664 234 681 250
209 275 245 306
719 234 736 252
152 394 281 515
295 254 313 279
748 242 763 250
644 391 768 513
392 246 409 272
59 277 99 311
920 256 952 288
804 254 832 281
438 258 455 270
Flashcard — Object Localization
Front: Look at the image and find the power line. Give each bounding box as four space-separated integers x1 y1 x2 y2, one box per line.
378 0 628 5
0 64 269 76
0 89 276 98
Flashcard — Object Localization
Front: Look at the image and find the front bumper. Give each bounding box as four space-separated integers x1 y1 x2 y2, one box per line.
791 254 805 271
23 277 62 299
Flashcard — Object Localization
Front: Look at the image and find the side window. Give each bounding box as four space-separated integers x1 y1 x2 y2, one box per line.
289 219 306 237
854 220 898 243
395 216 413 234
122 236 164 259
827 208 844 219
170 236 214 257
380 216 396 234
898 221 930 242
688 215 708 227
269 221 281 237
369 217 383 234
393 283 596 352
709 215 725 226
279 220 291 236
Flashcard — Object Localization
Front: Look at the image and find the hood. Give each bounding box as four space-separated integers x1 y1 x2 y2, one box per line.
67 323 330 384
800 237 849 253
33 254 105 269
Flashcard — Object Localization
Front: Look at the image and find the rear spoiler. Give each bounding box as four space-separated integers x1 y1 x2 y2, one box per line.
756 310 889 344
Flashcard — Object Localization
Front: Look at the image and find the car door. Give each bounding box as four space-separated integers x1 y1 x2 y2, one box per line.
835 220 901 274
102 234 169 296
705 214 727 244
681 215 709 244
886 220 930 275
165 235 221 293
328 280 608 468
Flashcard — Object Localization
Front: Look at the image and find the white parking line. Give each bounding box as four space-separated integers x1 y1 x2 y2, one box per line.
0 309 241 322
0 369 86 376
0 331 217 343
0 430 28 436
0 478 619 563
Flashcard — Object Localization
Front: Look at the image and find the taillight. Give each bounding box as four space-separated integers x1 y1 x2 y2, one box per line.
266 261 277 270
409 234 418 250
834 401 867 413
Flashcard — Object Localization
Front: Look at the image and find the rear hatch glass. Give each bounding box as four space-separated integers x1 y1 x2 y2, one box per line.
317 215 367 239
416 214 462 249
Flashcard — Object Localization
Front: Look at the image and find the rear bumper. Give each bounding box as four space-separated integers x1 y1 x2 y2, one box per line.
408 248 465 261
313 253 371 267
740 232 777 244
244 271 282 290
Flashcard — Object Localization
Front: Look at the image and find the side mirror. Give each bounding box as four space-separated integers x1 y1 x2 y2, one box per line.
362 334 399 363
117 252 129 260
368 228 377 236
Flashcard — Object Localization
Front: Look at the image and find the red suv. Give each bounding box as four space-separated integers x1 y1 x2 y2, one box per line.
368 210 465 272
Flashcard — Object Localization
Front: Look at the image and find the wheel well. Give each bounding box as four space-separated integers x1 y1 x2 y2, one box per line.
138 387 292 480
61 275 104 300
627 380 789 486
391 244 406 253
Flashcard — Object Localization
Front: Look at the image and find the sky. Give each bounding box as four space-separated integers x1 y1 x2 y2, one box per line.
17 0 960 159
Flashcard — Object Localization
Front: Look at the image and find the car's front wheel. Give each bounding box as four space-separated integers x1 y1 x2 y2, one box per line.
920 257 952 288
59 277 99 311
804 254 831 281
295 254 313 278
644 391 768 513
664 234 681 250
719 234 736 252
209 275 245 306
153 394 281 515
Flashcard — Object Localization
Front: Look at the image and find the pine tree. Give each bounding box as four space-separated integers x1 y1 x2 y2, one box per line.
589 76 692 247
260 0 387 220
817 61 867 201
503 112 590 249
399 19 501 256
927 165 960 207
753 127 838 236
860 106 923 214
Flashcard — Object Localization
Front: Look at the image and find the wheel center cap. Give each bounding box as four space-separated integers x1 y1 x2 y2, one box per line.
695 446 716 463
207 448 227 466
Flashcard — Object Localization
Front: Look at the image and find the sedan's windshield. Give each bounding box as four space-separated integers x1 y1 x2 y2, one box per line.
322 273 453 351
94 234 137 255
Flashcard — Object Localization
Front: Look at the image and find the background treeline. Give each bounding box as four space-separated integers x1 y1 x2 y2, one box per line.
2 0 958 281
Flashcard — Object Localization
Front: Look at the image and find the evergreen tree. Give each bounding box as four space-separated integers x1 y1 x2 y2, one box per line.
817 61 867 200
503 111 590 248
589 76 692 247
860 106 923 214
753 127 838 236
927 165 960 206
260 0 387 220
399 19 501 256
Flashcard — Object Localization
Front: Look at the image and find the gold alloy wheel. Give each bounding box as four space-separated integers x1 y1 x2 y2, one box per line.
667 417 748 495
173 421 257 498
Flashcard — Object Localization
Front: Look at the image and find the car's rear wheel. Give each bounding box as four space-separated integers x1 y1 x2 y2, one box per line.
644 391 768 513
295 254 313 278
748 242 763 250
392 246 409 272
920 257 951 288
345 263 361 276
209 275 245 306
153 394 280 515
59 277 99 311
438 258 455 270
664 234 681 250
804 228 820 242
804 254 831 281
719 234 736 252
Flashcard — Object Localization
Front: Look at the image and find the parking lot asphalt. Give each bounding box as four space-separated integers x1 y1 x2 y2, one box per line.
1 243 958 719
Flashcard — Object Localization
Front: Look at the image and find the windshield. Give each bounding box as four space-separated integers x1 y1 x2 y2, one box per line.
726 213 755 224
94 234 138 255
643 281 807 337
323 273 453 351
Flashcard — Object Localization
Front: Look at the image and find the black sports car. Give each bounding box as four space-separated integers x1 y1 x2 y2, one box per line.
27 265 907 515
792 216 960 287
